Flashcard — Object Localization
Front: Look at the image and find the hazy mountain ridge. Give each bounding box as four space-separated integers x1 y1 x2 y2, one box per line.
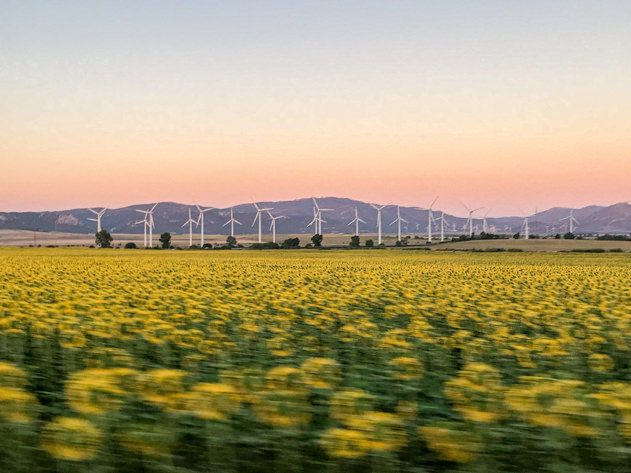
1 199 630 235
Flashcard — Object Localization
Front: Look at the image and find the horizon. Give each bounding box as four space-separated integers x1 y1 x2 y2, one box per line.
2 195 630 221
2 1 630 215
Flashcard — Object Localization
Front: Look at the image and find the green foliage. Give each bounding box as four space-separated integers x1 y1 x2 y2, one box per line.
94 230 113 248
226 236 237 249
159 232 171 249
311 234 323 247
564 232 576 239
349 235 360 248
365 239 374 247
124 242 137 249
513 232 520 239
280 238 300 249
250 242 280 249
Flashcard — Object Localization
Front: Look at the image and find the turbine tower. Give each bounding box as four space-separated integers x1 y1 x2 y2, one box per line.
436 211 448 242
134 213 149 248
427 197 438 243
87 208 107 232
267 210 286 244
312 198 333 235
252 202 273 243
223 208 242 237
347 206 366 236
560 210 579 234
182 208 198 247
307 208 319 234
390 206 408 242
462 203 482 238
370 203 388 245
136 203 158 248
482 209 491 233
522 215 530 239
196 205 214 247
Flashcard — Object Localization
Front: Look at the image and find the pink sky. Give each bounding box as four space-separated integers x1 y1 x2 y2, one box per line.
1 2 630 217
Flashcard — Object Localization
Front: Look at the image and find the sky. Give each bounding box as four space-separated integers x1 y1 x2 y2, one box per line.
1 1 630 217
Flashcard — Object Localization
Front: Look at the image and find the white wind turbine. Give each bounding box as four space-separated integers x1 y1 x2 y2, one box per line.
223 208 242 237
307 207 319 233
87 208 107 232
390 206 408 242
370 203 388 245
426 197 438 243
252 202 273 243
461 203 482 238
196 205 214 247
560 209 579 234
347 206 366 236
482 209 491 233
267 210 286 244
436 211 448 242
522 214 530 239
134 213 149 248
312 198 333 235
136 203 158 248
182 208 198 247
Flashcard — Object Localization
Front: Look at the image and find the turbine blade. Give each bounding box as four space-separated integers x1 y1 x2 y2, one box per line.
234 219 242 225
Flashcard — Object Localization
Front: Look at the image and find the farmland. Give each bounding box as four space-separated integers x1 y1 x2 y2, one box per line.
1 248 631 472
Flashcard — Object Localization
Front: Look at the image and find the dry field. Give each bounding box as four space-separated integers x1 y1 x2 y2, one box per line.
2 229 629 252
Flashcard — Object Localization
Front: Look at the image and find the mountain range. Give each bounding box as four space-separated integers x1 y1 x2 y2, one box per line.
1 198 631 236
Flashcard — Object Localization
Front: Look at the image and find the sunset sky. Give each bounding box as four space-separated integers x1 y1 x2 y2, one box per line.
1 1 630 217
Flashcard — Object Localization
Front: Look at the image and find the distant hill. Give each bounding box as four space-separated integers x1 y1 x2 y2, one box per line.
1 198 630 236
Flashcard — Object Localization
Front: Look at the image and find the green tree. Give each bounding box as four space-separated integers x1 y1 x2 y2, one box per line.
226 236 237 248
95 230 113 248
280 237 300 249
563 232 575 240
365 239 374 247
311 234 323 247
159 232 171 249
349 235 360 248
124 242 136 249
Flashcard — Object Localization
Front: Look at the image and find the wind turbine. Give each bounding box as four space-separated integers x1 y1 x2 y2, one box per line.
560 210 579 234
182 208 198 247
223 208 242 237
196 205 214 247
252 202 273 243
370 203 388 245
136 203 158 248
312 198 333 235
347 206 366 236
87 208 107 232
482 209 491 233
307 207 319 233
267 210 286 244
427 197 438 243
436 211 448 242
390 206 408 242
522 215 530 239
461 203 482 238
134 213 148 248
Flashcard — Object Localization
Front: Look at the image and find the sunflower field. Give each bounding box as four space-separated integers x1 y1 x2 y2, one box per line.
1 247 631 472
